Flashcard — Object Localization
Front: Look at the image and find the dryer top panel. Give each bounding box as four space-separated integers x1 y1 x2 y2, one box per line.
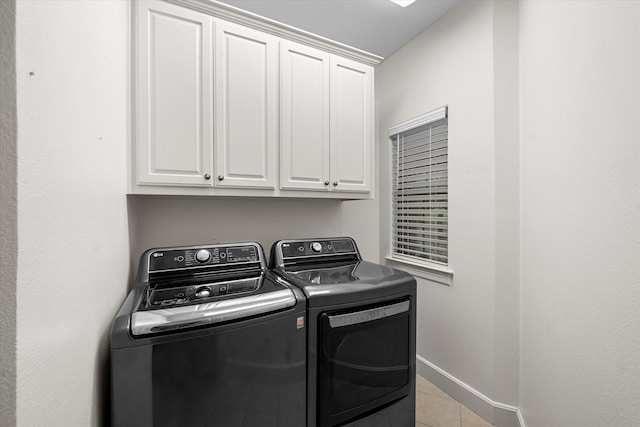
270 237 360 268
270 237 415 307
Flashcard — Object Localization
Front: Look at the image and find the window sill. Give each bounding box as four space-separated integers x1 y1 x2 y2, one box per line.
384 256 453 286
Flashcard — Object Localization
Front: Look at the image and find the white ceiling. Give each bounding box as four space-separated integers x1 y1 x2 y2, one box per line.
216 0 463 59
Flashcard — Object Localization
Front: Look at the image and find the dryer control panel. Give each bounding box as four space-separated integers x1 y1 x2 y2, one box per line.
280 239 356 258
272 237 360 268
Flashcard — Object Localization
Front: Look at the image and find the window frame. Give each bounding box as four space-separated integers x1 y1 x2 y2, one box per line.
387 106 453 283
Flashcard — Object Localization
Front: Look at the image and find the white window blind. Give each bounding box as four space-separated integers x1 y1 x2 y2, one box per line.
390 107 448 266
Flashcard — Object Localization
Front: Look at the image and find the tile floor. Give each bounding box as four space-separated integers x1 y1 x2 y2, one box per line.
416 375 495 427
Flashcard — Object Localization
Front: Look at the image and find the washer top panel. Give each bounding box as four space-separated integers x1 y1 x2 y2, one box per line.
148 242 263 273
112 242 304 341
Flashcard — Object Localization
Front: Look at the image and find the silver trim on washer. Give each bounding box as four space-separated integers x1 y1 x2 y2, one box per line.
131 289 296 336
328 300 410 328
148 260 260 275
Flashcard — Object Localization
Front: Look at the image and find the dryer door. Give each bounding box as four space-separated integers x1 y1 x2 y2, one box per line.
317 298 412 427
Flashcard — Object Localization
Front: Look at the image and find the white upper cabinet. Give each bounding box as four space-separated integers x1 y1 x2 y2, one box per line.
135 0 213 186
131 0 379 198
281 43 373 193
280 41 331 191
214 20 278 189
330 56 373 193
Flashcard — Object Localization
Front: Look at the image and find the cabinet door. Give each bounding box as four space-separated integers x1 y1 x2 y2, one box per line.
280 42 330 191
215 20 278 188
136 0 213 186
330 56 373 193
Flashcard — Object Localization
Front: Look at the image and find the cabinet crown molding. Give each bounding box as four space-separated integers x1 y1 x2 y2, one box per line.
164 0 383 66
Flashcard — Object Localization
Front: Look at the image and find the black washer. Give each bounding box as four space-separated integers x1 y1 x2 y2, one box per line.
110 242 307 427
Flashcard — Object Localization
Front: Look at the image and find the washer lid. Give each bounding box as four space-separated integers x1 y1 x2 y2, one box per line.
130 287 296 336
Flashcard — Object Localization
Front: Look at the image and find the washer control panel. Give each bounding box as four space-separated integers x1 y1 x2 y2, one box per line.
194 249 211 263
148 243 261 273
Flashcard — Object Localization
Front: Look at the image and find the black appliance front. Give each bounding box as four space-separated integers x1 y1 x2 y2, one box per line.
270 237 417 427
318 298 413 427
110 242 307 427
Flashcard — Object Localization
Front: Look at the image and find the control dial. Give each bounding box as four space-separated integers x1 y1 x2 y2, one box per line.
195 249 211 263
195 287 211 298
310 242 323 254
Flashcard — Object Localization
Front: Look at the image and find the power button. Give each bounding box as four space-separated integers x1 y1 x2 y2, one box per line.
195 249 211 263
195 287 211 298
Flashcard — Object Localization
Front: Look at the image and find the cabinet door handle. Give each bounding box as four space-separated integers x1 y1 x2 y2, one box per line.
218 175 224 181
204 174 211 180
333 181 338 186
324 181 329 186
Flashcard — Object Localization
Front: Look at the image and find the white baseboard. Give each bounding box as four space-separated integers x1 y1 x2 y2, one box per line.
416 355 526 427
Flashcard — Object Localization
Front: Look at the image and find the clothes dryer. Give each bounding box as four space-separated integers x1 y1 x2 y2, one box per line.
270 237 416 427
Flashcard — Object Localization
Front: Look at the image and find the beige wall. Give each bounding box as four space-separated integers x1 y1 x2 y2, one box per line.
376 1 518 412
376 0 521 413
129 195 380 269
0 1 17 426
378 2 640 426
130 197 344 262
519 1 640 426
15 1 130 425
